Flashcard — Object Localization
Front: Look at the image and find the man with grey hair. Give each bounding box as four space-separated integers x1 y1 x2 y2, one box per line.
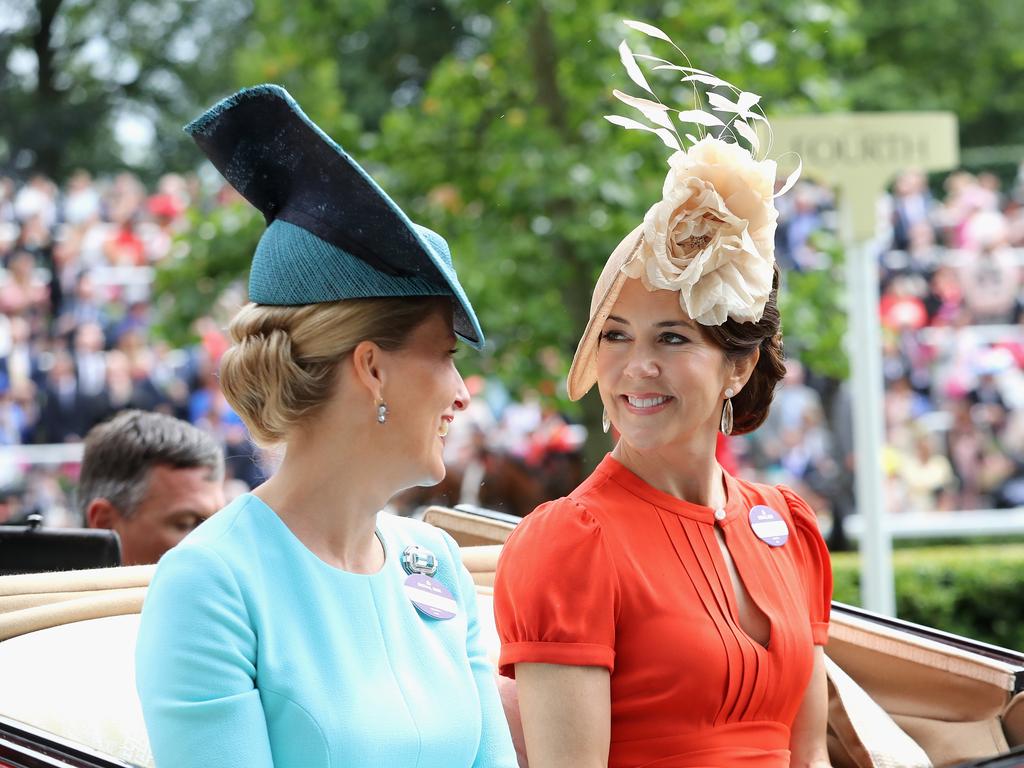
80 410 225 565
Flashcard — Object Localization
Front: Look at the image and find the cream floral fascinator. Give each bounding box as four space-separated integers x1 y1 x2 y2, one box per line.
566 21 800 400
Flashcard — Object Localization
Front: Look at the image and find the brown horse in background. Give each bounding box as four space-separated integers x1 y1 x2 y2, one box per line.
390 449 583 518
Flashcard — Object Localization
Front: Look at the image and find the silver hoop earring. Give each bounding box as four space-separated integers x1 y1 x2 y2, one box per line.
720 388 734 436
602 408 610 434
377 401 389 425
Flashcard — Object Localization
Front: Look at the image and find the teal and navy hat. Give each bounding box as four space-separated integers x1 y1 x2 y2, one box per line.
185 84 484 348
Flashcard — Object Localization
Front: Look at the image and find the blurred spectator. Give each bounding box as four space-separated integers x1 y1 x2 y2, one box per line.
73 322 107 398
777 184 825 271
13 175 57 228
35 348 100 443
922 265 963 325
0 249 49 317
880 275 929 332
14 213 53 257
889 170 936 251
959 223 1020 323
898 431 956 513
96 349 162 420
0 315 37 389
63 170 102 225
0 385 30 445
55 270 105 337
940 171 996 248
79 410 225 565
104 216 146 266
0 177 16 223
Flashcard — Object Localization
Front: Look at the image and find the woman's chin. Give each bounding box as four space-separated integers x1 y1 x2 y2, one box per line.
413 460 447 489
616 426 671 453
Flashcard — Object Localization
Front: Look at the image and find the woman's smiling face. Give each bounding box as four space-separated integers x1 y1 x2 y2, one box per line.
377 307 470 487
596 277 738 452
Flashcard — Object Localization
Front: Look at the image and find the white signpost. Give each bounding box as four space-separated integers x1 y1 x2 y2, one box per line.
765 113 959 615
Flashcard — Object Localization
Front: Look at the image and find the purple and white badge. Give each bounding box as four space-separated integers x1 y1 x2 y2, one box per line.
748 505 789 547
404 573 458 620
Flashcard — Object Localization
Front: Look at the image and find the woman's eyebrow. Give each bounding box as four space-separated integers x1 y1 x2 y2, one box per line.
606 316 695 329
655 320 695 329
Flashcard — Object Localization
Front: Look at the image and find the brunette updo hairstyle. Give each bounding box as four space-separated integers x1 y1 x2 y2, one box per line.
220 296 449 447
702 264 786 435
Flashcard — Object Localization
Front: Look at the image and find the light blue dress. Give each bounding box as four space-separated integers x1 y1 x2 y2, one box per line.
135 494 516 768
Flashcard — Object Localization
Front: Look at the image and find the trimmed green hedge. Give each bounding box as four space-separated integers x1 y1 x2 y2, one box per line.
831 545 1024 653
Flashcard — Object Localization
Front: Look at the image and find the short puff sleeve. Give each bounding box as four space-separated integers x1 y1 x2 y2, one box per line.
779 485 833 645
494 498 620 677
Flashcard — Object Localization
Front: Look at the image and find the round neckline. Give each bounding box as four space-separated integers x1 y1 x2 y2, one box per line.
244 493 391 578
596 453 739 524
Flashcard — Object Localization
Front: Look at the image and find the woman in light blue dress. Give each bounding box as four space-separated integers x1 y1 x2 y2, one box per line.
134 85 517 768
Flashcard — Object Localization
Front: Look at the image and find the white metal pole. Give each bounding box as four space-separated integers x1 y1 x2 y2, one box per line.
844 234 896 615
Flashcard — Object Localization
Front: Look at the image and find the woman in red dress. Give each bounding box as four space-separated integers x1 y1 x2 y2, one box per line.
493 25 832 768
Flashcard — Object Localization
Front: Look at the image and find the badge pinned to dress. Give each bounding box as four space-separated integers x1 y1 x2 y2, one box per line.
748 506 789 547
401 545 458 620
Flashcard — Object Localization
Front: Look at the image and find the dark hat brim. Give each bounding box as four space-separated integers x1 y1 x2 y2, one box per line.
185 84 484 348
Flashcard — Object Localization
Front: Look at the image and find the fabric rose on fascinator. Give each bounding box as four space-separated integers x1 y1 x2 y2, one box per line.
607 20 800 326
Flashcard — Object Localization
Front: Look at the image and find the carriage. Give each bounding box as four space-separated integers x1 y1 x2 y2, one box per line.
0 506 1022 768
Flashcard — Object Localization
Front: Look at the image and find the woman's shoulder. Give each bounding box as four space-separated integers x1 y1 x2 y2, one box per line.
727 475 818 527
143 499 263 622
730 477 829 562
165 494 263 564
499 494 612 572
772 483 824 535
525 462 624 526
150 495 265 588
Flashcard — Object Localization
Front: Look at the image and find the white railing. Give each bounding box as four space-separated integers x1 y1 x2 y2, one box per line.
882 247 1024 269
0 443 84 466
88 265 156 289
844 508 1024 540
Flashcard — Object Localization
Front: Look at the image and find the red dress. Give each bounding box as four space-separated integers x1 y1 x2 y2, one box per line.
494 455 832 768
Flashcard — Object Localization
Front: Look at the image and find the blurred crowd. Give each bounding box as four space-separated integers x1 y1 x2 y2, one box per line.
0 170 264 525
873 168 1024 514
0 163 1022 531
737 167 1024 523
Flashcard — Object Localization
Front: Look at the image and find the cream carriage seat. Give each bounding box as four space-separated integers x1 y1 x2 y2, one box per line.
1 529 1022 768
0 550 511 768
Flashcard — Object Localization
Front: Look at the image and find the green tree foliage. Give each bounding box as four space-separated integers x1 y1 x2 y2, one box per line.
14 0 1017 451
368 1 861 452
845 0 1024 151
0 0 248 179
779 231 849 381
151 202 261 347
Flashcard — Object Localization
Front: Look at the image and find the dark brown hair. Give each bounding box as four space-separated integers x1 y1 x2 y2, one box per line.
702 265 785 435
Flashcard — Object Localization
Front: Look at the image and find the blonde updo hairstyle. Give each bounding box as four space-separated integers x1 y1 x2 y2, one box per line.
221 296 450 446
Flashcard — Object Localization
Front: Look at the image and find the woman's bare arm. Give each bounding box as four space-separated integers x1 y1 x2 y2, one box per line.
514 663 611 768
789 646 832 768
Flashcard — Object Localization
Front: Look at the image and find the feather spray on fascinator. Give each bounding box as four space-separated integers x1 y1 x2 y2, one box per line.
566 21 801 400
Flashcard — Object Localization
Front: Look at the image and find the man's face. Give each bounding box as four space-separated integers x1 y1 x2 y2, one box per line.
114 465 224 565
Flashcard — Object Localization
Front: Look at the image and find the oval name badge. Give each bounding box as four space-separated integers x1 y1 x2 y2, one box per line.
748 505 789 547
404 573 458 620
